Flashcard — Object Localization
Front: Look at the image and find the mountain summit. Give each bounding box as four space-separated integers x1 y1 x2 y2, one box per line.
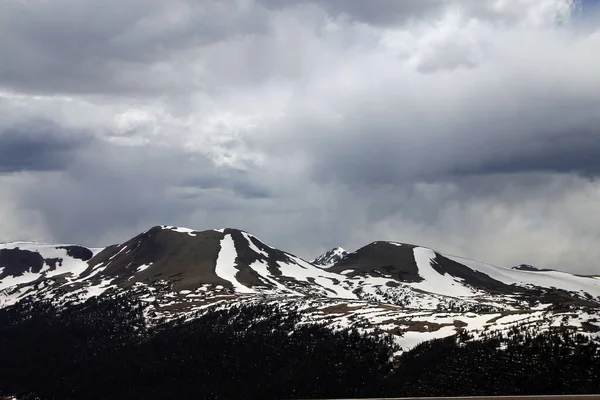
312 247 348 267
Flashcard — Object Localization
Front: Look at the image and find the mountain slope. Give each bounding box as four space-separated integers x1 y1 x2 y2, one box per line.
0 242 100 291
444 253 600 304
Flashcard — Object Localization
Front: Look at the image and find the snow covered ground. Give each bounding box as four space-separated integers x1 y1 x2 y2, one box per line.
446 253 600 298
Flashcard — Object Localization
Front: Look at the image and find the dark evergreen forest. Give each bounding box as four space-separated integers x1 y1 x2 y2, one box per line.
0 294 598 399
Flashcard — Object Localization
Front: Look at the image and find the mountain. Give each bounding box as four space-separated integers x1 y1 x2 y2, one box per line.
2 225 599 336
0 241 100 292
1 225 600 398
313 247 348 267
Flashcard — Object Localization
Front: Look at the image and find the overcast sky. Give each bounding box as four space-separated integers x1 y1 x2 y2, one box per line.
1 0 600 273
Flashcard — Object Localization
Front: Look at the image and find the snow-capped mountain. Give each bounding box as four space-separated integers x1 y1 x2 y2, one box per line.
313 247 348 267
1 225 599 354
0 241 102 291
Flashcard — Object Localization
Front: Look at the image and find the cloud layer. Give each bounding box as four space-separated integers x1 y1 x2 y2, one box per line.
1 0 600 273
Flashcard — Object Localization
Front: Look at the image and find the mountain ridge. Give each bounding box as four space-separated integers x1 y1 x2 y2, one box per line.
1 224 599 356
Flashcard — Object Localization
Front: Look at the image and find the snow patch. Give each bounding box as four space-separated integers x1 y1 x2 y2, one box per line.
249 260 295 293
413 247 476 297
215 234 254 294
276 256 356 299
161 225 197 236
0 270 41 291
242 232 269 257
136 263 153 273
80 279 114 300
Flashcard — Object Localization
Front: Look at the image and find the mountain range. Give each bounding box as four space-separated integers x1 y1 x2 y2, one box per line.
1 225 599 352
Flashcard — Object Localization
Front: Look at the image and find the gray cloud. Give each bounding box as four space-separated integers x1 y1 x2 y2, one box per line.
11 139 274 246
259 0 580 26
0 123 92 172
0 0 270 95
1 0 600 274
263 81 600 188
182 174 271 200
258 0 450 26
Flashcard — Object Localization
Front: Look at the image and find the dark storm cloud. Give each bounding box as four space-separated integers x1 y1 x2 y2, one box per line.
454 130 600 178
307 128 600 187
0 0 270 95
0 124 92 173
263 59 600 189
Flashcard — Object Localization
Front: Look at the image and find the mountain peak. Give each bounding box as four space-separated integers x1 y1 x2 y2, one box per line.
313 247 348 267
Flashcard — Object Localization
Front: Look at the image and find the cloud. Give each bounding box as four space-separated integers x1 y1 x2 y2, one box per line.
0 0 270 95
259 0 579 27
344 173 600 274
0 173 51 243
1 0 600 273
9 137 275 246
0 124 91 172
258 0 450 26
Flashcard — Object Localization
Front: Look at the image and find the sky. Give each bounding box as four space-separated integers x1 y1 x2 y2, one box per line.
1 0 600 273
